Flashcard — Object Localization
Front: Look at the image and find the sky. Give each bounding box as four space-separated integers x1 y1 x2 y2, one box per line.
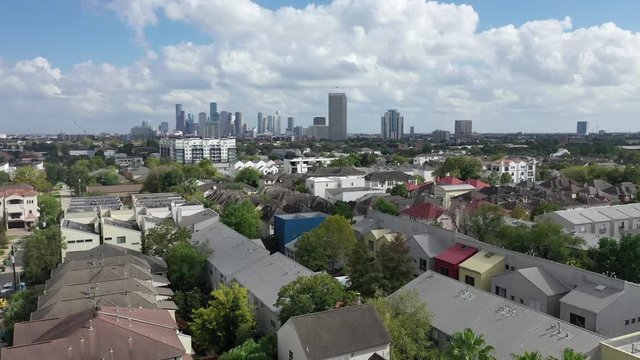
1 0 640 134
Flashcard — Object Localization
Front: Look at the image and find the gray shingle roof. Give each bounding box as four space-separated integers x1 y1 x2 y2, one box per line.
400 271 606 360
408 234 451 258
61 243 167 275
285 304 391 359
178 208 219 227
560 281 624 313
493 267 570 297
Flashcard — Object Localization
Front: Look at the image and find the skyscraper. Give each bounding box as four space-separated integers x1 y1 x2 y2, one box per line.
577 121 588 135
257 112 264 133
328 92 347 140
159 121 169 135
287 117 294 134
210 102 220 138
380 109 404 140
274 111 281 135
175 104 185 132
267 115 274 133
313 117 326 126
454 120 473 136
198 112 207 137
219 111 231 137
235 112 243 136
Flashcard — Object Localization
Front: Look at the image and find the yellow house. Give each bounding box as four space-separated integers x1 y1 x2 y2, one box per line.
458 250 505 291
600 332 640 360
362 229 401 258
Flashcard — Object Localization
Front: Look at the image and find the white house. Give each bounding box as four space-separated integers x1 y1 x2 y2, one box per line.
234 160 279 175
284 157 336 174
325 187 386 203
277 304 391 360
488 158 537 183
306 176 366 199
550 148 571 158
0 184 39 229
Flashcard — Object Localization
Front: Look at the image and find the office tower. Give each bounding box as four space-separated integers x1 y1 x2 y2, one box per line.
313 117 326 126
380 109 404 140
235 112 243 137
432 129 451 142
159 122 169 135
410 125 414 136
141 120 151 128
198 112 207 137
308 125 329 139
160 138 237 164
175 104 185 132
267 115 274 133
257 112 264 133
577 121 588 135
328 92 347 140
274 111 281 135
454 120 473 136
210 102 220 138
185 118 196 135
287 117 294 133
294 126 303 136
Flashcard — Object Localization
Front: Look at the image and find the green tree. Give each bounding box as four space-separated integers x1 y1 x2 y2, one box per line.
513 352 544 360
373 198 399 215
173 288 207 322
469 204 504 243
44 162 66 184
221 201 261 239
514 349 587 360
143 222 191 257
276 273 357 324
191 283 256 354
23 226 63 284
330 200 354 221
486 171 499 186
219 338 275 360
14 166 52 192
499 172 513 185
377 234 414 294
435 156 483 180
531 202 562 219
346 242 383 297
370 290 432 360
445 328 496 360
588 235 640 282
294 215 357 272
160 167 186 190
389 154 408 165
235 168 261 187
165 242 208 292
389 183 409 197
38 194 61 228
67 162 91 195
510 206 529 220
96 169 120 185
2 290 38 345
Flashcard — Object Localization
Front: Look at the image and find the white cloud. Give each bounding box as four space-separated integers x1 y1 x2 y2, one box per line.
2 0 640 133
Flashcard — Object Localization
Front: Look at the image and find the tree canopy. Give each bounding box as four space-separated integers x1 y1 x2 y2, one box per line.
221 201 261 239
294 215 357 272
37 194 61 229
275 273 358 324
219 338 275 360
235 167 261 187
14 166 52 192
330 200 354 221
143 222 191 257
373 198 399 215
165 241 209 292
587 234 640 282
23 226 63 284
435 156 483 180
445 328 496 360
389 183 409 197
2 289 38 345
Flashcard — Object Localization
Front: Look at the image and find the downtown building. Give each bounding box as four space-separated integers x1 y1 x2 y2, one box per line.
328 92 347 140
380 109 403 140
159 138 237 164
454 119 473 137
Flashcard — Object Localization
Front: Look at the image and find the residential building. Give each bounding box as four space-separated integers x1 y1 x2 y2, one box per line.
0 184 39 229
306 176 366 198
432 129 451 142
600 331 640 359
114 155 143 168
491 267 570 317
233 253 313 334
434 184 476 208
277 304 391 360
61 243 167 276
234 160 279 176
68 149 96 157
365 171 416 191
404 234 451 277
488 158 537 183
381 109 403 140
400 202 453 230
433 243 478 279
458 250 505 291
159 137 237 164
578 121 589 135
400 271 606 360
274 212 327 253
535 203 640 239
284 157 336 174
328 92 347 140
2 307 193 360
363 229 401 258
325 187 386 203
454 119 473 136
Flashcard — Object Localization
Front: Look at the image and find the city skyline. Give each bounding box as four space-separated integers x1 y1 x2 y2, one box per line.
3 1 640 134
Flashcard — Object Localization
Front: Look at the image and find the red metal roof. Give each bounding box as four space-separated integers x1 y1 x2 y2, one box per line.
436 176 463 185
464 179 490 190
434 243 478 265
400 202 446 220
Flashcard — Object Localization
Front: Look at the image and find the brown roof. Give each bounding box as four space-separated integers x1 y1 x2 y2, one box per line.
0 183 37 197
4 307 191 360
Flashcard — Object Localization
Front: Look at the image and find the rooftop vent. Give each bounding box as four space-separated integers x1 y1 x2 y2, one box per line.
485 252 495 258
594 284 607 292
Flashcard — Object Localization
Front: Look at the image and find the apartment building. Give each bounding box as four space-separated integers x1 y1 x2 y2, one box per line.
488 158 537 183
536 203 640 239
0 184 39 229
159 137 237 164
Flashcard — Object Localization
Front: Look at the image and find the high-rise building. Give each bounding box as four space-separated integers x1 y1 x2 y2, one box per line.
159 122 169 135
175 104 185 132
185 117 196 135
308 125 329 139
234 112 243 136
577 121 589 136
293 126 303 136
257 112 264 133
380 109 404 140
432 129 451 143
410 125 414 136
267 115 274 133
274 111 281 135
160 138 237 164
313 117 326 126
210 102 219 138
454 120 472 136
328 93 347 140
198 112 207 137
219 111 231 137
287 117 294 133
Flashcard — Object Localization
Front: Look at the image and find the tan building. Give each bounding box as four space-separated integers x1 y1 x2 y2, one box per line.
458 250 505 291
0 184 39 229
362 229 402 258
600 331 640 359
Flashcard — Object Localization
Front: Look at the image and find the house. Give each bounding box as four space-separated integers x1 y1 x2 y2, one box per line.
277 304 391 360
306 176 366 199
464 178 491 190
488 158 537 183
60 243 167 275
2 307 193 360
122 166 150 182
365 171 416 191
177 209 219 233
325 187 386 203
600 331 640 359
284 157 336 174
491 267 570 317
61 220 101 259
436 176 463 185
457 250 505 291
434 184 476 208
400 202 453 230
234 160 280 175
0 184 39 229
233 253 314 334
399 271 606 360
362 229 402 258
274 212 327 253
433 243 478 279
404 234 451 276
536 203 640 239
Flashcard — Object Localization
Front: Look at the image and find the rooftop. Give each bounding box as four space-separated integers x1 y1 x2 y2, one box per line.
436 184 477 191
435 243 478 265
560 281 625 314
325 187 382 196
274 212 328 221
62 220 98 234
102 218 140 231
400 202 446 220
493 267 570 297
459 250 505 273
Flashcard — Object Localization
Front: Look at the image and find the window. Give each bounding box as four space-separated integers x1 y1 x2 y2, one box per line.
464 275 475 286
495 286 506 298
117 236 126 244
289 350 293 360
419 258 427 271
440 267 449 277
519 298 524 304
511 295 515 301
510 266 515 271
105 237 112 241
85 239 93 243
626 319 630 325
633 318 637 324
368 240 374 251
68 240 76 244
505 264 510 270
569 313 586 328
132 242 140 245
599 226 607 234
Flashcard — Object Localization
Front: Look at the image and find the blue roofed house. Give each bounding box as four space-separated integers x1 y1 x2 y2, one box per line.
274 212 328 253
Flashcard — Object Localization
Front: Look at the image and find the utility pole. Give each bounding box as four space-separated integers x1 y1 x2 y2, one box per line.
10 245 16 292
